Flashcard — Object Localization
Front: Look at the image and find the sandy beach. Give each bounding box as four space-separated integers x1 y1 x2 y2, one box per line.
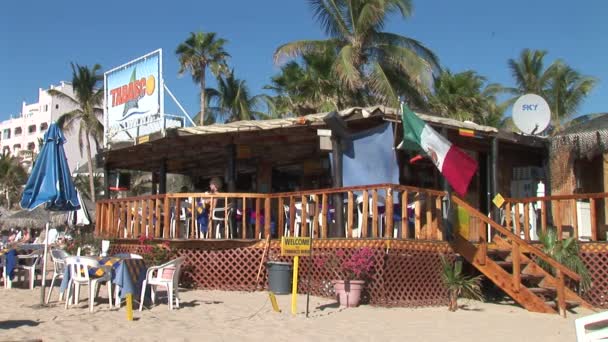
0 281 593 342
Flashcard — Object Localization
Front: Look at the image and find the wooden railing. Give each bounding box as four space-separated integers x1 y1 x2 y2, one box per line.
452 195 582 316
503 192 608 242
95 184 447 241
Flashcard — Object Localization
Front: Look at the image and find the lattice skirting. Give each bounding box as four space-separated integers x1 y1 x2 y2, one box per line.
580 243 608 308
109 239 455 307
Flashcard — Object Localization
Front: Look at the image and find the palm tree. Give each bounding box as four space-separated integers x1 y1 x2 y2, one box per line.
176 32 230 126
265 49 346 116
274 0 439 108
505 49 554 96
440 255 484 312
547 62 596 126
48 63 104 203
0 152 27 209
538 229 591 292
429 70 505 127
206 70 267 122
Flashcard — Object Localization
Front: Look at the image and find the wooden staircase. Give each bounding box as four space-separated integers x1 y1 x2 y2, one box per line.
450 196 593 316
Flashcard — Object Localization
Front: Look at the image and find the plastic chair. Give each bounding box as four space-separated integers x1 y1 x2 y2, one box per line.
112 253 143 259
5 250 42 289
46 249 70 303
139 256 186 311
64 256 113 312
575 310 608 341
101 240 110 257
355 194 386 238
283 203 312 237
212 204 233 239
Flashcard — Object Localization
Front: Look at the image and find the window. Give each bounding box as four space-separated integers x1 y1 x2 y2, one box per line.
40 122 48 131
14 127 22 136
2 129 10 140
12 144 21 153
28 125 36 134
27 142 35 151
43 104 48 112
55 104 59 109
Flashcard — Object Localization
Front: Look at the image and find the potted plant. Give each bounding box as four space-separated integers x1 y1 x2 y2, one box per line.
440 255 484 311
315 247 375 307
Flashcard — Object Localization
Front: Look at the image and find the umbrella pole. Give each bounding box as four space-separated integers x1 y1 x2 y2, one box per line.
40 220 50 306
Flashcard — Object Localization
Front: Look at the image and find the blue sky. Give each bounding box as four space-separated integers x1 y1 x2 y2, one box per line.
0 0 605 122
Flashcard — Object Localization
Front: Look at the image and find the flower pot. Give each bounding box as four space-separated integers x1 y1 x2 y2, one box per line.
333 280 365 307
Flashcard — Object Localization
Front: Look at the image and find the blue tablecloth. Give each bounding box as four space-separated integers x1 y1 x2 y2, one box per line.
59 257 147 299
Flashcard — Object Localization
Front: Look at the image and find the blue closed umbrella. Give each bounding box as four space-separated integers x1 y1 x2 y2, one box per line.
20 123 80 305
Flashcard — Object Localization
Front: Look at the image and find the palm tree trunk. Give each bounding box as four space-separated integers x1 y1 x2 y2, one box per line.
5 191 11 209
85 133 96 203
200 64 206 126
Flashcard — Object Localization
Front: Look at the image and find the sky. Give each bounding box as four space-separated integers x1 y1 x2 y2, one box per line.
0 0 605 123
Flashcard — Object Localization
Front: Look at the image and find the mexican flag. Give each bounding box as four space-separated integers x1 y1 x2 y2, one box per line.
400 104 478 196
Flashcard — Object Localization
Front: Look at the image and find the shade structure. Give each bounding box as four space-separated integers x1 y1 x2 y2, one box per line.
19 123 80 305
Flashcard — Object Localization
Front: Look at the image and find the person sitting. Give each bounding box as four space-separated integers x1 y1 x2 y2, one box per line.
21 228 31 243
7 229 17 243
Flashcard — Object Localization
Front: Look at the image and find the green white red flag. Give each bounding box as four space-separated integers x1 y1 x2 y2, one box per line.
400 103 478 196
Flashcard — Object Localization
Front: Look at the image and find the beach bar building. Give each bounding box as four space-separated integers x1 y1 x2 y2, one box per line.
95 106 607 314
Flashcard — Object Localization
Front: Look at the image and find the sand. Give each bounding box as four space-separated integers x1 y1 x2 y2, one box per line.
0 281 594 342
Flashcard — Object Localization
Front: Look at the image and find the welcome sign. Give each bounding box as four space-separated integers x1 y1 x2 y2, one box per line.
104 49 163 145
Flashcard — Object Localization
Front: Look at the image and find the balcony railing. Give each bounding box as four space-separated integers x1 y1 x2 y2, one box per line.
95 184 447 241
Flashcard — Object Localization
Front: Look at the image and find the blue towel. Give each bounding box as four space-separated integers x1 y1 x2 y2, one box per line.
5 249 17 280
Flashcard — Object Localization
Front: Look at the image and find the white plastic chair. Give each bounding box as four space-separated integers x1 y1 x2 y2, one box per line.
4 250 42 289
283 203 312 237
212 204 233 239
101 240 110 257
575 310 608 341
64 256 113 312
46 249 70 303
139 256 186 311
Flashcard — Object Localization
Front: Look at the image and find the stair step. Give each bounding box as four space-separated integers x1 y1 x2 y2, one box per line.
494 260 530 268
520 273 545 282
545 300 581 309
528 287 556 296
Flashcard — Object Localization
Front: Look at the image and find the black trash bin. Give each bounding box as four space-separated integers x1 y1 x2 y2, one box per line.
266 261 292 294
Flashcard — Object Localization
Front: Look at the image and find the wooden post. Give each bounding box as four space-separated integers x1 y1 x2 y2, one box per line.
312 195 319 238
554 200 563 240
541 200 547 236
321 194 328 238
362 191 369 238
512 242 520 293
347 191 354 238
147 199 153 237
414 195 421 239
523 203 530 241
435 196 443 241
385 188 394 238
402 191 408 239
133 201 141 238
255 198 261 239
426 196 433 241
163 196 170 239
264 197 271 238
514 204 521 239
155 198 162 238
278 197 284 238
225 196 230 239
572 199 578 240
242 197 248 239
505 202 512 230
301 195 308 237
371 189 378 238
556 269 566 317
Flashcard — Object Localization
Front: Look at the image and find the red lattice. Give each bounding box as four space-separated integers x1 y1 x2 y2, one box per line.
109 239 455 307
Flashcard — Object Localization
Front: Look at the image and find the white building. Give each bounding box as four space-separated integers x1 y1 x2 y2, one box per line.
0 82 97 172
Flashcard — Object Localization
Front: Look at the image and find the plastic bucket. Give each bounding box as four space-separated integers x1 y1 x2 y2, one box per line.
267 261 292 294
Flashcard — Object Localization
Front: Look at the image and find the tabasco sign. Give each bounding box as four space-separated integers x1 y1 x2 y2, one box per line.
104 49 163 145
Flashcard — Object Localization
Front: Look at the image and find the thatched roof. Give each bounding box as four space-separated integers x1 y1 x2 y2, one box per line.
0 197 95 230
552 113 608 159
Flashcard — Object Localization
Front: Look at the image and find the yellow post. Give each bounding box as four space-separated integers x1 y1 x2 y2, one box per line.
291 256 299 315
126 294 133 321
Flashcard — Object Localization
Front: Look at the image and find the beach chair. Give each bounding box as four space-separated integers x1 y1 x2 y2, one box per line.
64 256 113 312
5 250 42 289
139 256 186 311
575 310 608 342
46 249 69 303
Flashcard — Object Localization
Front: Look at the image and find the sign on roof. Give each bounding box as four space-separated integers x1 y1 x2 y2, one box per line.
103 49 164 146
